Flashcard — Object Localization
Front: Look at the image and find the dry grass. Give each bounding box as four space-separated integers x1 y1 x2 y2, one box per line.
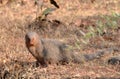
0 0 120 79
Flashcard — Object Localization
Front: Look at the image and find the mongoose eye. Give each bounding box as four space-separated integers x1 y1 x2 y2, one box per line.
25 36 30 42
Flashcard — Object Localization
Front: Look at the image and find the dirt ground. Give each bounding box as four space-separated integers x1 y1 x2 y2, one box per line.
0 0 120 79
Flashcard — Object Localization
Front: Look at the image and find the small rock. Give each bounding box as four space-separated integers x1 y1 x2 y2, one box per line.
108 56 120 65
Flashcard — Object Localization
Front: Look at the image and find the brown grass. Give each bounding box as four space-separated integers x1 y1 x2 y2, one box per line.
0 0 120 79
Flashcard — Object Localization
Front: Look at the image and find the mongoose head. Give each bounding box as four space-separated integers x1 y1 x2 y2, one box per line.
25 32 40 47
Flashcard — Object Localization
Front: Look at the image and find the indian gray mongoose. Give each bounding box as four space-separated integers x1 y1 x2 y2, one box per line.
25 32 118 67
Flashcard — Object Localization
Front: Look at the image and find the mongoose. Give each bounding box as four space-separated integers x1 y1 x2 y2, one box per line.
25 32 73 66
25 32 119 66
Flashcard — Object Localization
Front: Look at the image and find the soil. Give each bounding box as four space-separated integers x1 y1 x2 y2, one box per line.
0 0 120 79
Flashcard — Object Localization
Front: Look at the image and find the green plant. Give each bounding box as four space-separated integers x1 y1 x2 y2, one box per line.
35 0 59 20
80 12 120 44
